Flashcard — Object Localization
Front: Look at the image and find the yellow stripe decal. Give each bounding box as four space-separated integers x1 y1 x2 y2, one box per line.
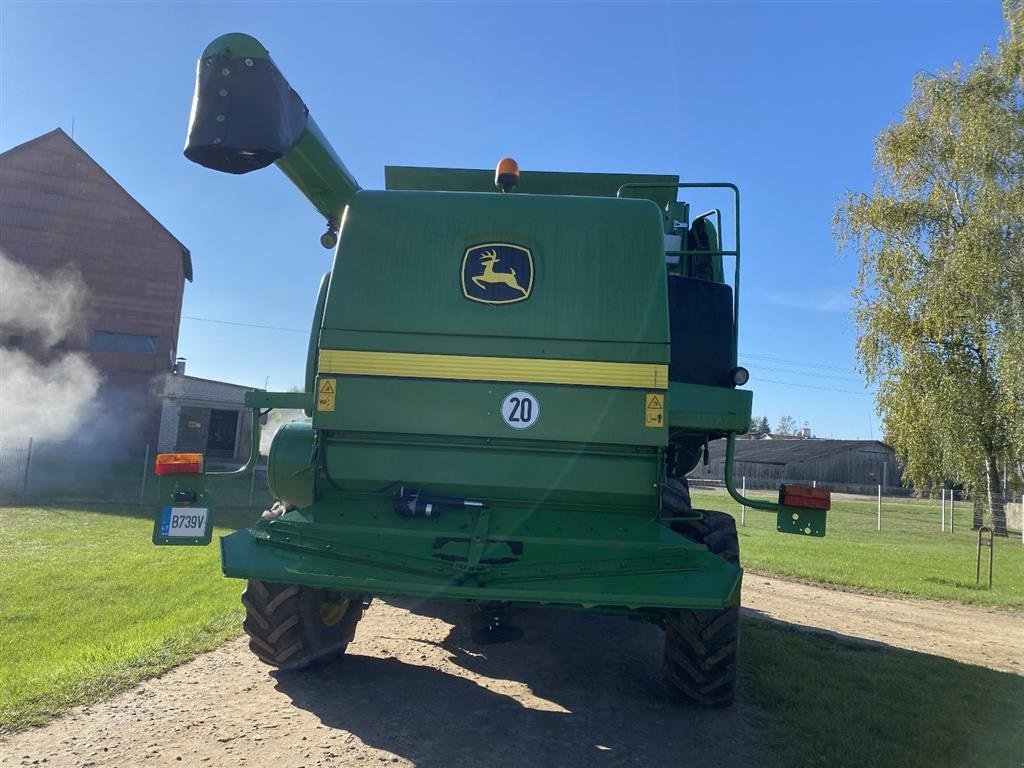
318 350 668 389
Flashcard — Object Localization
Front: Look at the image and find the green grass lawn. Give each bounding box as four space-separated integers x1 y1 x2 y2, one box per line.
693 488 1024 609
0 501 257 733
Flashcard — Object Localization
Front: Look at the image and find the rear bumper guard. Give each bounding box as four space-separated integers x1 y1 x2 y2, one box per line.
221 512 741 611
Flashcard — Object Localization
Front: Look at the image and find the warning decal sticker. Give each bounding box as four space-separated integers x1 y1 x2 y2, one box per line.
318 378 337 412
644 393 664 428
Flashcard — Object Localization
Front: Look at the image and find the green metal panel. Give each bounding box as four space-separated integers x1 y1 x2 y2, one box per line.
667 382 752 434
777 507 827 536
304 273 330 403
318 329 668 364
266 420 315 507
385 166 679 209
323 191 669 348
321 378 666 446
322 436 659 509
246 391 313 410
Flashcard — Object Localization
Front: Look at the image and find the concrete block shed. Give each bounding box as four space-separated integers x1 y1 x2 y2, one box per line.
157 370 259 460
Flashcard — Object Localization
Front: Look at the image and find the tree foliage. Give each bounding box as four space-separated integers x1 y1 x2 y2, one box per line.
836 2 1024 533
775 415 798 437
749 415 770 437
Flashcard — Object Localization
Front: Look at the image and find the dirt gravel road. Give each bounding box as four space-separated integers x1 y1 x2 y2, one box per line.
745 574 1024 675
3 575 1021 768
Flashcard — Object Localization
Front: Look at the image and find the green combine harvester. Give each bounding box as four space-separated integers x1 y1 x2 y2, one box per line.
154 32 829 707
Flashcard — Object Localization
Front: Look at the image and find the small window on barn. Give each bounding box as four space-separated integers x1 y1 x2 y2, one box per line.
90 331 158 355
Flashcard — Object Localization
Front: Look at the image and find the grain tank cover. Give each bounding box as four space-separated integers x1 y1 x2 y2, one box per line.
385 166 680 209
321 190 669 353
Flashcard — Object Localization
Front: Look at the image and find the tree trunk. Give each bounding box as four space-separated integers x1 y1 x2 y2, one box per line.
986 454 1008 537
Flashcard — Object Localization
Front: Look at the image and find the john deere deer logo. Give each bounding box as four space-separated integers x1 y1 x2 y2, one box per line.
462 243 534 305
473 250 528 295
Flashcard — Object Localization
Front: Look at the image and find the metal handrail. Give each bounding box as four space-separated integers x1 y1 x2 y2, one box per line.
616 182 740 367
617 182 782 514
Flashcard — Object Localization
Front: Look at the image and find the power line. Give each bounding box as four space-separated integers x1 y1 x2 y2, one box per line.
741 351 858 374
756 377 874 396
750 363 863 383
181 315 306 333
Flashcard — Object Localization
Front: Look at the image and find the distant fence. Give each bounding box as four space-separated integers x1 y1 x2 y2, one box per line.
0 436 270 507
688 469 913 498
688 475 1023 536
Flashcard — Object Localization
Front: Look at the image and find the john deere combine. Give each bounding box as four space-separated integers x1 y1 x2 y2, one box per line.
154 32 829 707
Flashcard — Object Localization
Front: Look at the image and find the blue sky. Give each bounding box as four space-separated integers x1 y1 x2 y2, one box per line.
1 1 1008 439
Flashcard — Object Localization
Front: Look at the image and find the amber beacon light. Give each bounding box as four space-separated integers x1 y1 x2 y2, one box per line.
155 453 205 476
495 157 520 192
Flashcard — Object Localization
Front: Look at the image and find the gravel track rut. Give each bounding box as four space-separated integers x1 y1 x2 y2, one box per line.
2 575 1021 768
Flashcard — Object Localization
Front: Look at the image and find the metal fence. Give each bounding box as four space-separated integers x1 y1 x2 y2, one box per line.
688 475 1024 537
0 436 270 508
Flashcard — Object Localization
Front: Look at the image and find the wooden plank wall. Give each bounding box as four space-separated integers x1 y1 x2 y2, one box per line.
0 131 188 445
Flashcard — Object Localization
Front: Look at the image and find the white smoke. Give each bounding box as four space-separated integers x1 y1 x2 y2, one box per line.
0 252 88 346
0 349 101 438
0 252 103 439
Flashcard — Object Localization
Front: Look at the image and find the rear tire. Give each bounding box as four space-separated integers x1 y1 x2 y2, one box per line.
661 478 741 706
242 580 364 669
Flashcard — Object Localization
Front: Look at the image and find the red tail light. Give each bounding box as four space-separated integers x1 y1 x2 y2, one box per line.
779 484 830 510
155 453 204 476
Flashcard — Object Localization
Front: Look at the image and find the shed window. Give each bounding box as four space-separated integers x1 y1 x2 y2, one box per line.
91 331 158 355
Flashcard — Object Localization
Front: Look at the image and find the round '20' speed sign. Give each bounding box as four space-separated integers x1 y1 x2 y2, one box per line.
501 390 540 430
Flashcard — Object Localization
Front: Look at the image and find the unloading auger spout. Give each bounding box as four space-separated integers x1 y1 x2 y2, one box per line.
183 32 359 247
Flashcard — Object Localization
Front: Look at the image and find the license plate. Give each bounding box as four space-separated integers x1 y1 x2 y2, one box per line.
154 506 212 545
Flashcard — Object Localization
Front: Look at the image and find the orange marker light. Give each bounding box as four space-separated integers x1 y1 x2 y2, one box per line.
155 453 204 476
495 157 520 192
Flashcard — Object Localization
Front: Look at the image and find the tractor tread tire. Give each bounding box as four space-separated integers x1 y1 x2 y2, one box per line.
663 606 740 706
661 478 692 517
661 478 741 707
242 580 363 670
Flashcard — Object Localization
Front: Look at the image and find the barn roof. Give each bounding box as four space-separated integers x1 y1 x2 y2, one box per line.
0 128 193 281
706 438 893 466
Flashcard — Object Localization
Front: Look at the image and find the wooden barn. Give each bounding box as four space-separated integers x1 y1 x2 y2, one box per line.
0 128 192 447
688 438 903 494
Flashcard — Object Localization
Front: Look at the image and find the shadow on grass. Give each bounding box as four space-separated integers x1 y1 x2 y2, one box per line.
740 618 1024 768
272 603 761 768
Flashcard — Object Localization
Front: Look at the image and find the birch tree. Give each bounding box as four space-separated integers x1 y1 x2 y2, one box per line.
836 2 1024 534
